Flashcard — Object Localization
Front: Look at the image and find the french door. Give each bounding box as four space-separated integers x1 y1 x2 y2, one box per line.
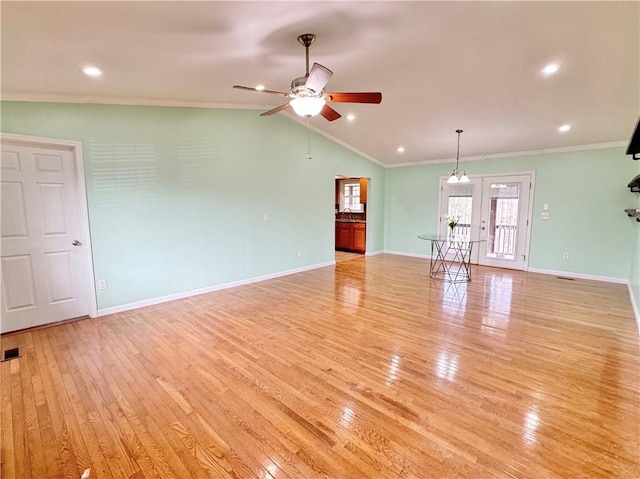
439 174 533 270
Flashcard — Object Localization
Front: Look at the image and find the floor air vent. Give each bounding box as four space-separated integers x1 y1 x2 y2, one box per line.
2 347 20 362
556 276 576 281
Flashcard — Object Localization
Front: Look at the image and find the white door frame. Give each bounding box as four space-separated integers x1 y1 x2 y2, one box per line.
437 171 536 271
1 133 98 319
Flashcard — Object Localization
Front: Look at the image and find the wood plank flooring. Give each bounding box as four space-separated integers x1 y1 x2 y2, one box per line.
1 254 639 479
335 251 363 263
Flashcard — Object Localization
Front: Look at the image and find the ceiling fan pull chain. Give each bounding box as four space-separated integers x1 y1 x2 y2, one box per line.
307 118 312 159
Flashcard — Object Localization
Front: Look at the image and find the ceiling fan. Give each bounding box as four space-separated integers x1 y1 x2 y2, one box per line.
233 34 382 122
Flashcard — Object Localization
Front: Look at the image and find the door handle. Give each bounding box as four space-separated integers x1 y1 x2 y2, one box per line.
72 240 82 246
481 226 485 230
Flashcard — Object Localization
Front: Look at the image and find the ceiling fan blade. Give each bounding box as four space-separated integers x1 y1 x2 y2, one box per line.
233 85 289 97
260 103 291 116
324 92 382 104
320 104 341 122
305 63 333 94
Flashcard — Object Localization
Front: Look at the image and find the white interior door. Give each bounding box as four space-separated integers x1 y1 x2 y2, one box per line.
1 143 90 332
477 175 532 270
439 174 532 270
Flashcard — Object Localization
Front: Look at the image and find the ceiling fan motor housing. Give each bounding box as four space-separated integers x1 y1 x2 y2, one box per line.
291 76 308 91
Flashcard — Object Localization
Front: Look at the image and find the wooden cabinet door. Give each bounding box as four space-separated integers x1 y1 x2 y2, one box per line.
352 223 366 253
359 177 368 204
336 223 352 250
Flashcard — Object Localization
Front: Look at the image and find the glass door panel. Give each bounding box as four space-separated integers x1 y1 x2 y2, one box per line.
486 183 520 260
440 178 482 263
446 183 474 240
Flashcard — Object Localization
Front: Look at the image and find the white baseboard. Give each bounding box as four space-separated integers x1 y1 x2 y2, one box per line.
365 250 383 257
382 250 431 259
527 267 628 285
97 260 336 317
628 283 640 335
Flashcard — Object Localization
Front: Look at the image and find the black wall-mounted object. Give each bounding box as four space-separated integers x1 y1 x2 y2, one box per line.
627 117 640 160
629 173 640 193
625 209 640 222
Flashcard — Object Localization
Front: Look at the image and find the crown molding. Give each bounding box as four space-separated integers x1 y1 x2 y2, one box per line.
387 141 628 168
1 92 269 111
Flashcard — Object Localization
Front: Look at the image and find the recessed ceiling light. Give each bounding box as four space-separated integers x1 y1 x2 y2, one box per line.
542 63 562 76
346 114 355 121
255 84 265 91
82 66 102 77
558 124 571 132
397 146 405 153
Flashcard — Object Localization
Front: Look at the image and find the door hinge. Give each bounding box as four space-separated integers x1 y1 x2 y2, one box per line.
529 182 532 190
526 219 529 226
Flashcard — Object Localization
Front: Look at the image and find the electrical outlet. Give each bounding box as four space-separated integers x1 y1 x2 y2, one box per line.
297 249 303 258
541 212 550 220
98 279 108 290
562 253 569 260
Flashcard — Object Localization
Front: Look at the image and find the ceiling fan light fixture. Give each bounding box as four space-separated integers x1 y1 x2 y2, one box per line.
459 171 470 183
447 171 459 184
290 96 326 117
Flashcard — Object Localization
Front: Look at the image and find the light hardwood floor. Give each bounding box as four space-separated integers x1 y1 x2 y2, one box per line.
335 251 363 263
1 254 639 479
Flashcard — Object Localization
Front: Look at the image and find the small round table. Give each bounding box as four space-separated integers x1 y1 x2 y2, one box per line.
418 234 485 283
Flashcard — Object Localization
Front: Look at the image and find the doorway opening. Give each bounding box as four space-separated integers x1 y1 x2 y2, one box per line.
334 176 368 260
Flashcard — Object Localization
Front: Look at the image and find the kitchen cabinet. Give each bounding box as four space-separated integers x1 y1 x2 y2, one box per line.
359 177 368 204
335 223 352 250
352 223 366 253
335 222 366 253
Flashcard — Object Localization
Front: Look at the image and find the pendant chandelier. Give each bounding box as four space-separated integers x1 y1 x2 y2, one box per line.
447 129 469 184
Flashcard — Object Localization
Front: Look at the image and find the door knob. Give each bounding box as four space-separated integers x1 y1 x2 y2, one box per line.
481 226 486 230
72 240 82 246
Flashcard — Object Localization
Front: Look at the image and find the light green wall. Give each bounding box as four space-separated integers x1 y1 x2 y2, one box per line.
2 101 638 316
1 101 385 309
385 147 638 280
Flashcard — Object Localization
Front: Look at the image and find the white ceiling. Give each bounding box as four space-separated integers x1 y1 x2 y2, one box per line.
2 1 638 166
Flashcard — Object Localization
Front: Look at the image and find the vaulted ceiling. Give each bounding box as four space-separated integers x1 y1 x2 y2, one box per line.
2 1 638 166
